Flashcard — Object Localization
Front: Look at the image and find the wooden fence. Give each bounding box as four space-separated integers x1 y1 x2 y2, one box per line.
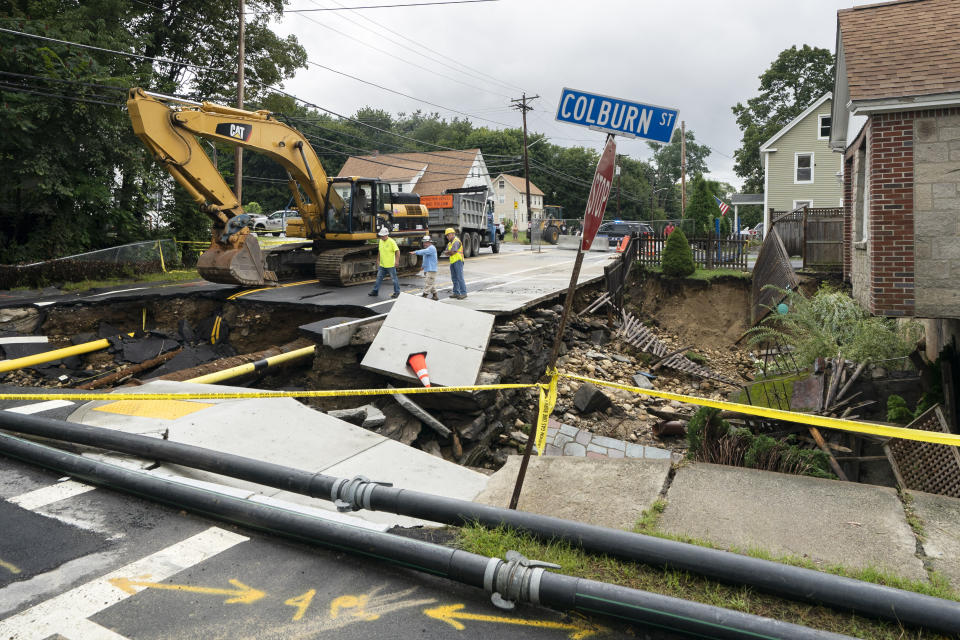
638 233 748 271
769 207 844 270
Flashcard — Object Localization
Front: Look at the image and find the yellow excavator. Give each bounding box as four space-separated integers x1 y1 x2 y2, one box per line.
127 88 428 287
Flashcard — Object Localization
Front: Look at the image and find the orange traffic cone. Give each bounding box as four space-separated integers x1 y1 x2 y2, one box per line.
407 351 430 387
616 235 629 252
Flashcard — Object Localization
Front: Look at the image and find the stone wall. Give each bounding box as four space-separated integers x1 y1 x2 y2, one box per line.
914 108 960 319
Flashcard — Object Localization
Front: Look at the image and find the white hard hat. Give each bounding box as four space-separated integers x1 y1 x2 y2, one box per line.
422 235 432 242
378 227 389 236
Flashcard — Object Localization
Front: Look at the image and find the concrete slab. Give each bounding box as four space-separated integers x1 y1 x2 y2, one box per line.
66 380 490 528
299 314 385 349
475 456 671 530
659 462 927 580
909 490 960 589
361 294 493 387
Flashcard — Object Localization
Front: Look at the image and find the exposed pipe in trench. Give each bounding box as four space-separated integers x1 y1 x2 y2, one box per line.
0 431 855 640
1 411 957 635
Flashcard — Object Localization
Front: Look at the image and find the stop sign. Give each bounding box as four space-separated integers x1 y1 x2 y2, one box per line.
580 135 617 251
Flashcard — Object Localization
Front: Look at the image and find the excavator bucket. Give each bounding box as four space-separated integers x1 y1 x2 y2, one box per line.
196 234 278 287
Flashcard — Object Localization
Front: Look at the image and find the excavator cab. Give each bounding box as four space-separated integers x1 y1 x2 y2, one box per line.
325 178 385 236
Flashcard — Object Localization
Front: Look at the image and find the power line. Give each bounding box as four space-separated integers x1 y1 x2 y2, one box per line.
308 0 522 96
0 70 128 93
290 9 512 100
306 61 514 127
279 0 497 11
0 83 124 107
0 26 231 74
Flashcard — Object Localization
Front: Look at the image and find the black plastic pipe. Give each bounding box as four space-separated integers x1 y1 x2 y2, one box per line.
0 432 853 640
3 411 958 634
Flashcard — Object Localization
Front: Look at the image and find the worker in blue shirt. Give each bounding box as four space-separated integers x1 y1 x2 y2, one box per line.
414 235 439 300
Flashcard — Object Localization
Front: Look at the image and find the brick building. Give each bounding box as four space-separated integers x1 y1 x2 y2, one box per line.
830 0 960 354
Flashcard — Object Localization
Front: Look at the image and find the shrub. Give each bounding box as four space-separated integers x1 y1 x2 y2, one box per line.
688 407 833 478
887 395 913 424
748 284 923 368
244 201 263 214
662 228 696 277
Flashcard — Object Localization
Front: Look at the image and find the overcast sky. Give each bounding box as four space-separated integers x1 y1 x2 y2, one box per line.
272 0 872 191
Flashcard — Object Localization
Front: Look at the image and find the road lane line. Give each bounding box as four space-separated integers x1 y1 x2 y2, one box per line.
0 527 248 640
5 399 75 415
62 618 131 640
8 479 94 510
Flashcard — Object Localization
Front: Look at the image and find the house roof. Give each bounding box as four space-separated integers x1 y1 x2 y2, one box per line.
759 93 832 153
337 149 482 195
494 173 544 196
837 0 960 102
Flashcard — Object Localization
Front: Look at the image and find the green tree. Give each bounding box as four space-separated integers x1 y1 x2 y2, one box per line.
662 228 695 277
0 0 307 261
646 127 710 214
685 176 715 235
732 45 835 192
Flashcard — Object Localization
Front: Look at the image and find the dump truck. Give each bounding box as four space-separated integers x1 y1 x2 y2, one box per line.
423 186 501 257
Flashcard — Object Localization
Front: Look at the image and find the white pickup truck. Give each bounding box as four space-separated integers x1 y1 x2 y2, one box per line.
249 209 299 236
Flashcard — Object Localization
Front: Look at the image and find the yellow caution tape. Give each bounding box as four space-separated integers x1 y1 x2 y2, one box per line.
0 383 541 403
560 373 960 448
534 368 558 456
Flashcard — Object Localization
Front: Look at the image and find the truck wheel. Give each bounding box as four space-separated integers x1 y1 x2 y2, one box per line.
492 238 500 254
471 232 481 257
544 225 560 245
272 232 281 237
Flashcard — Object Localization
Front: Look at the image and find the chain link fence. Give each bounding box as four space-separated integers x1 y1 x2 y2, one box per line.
1 240 182 289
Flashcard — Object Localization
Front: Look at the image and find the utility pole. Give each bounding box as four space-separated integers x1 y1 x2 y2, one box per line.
680 120 686 219
615 156 622 218
235 0 245 203
511 93 539 250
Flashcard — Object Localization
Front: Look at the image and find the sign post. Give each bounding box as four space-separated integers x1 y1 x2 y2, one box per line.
508 134 618 510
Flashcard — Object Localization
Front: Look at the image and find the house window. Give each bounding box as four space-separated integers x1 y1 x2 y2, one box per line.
499 194 504 204
499 179 504 190
397 184 403 192
818 115 831 139
795 153 813 183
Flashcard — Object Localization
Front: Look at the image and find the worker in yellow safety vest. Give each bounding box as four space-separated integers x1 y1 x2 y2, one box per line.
442 227 467 299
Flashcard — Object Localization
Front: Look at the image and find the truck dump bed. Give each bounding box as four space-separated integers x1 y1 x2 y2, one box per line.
427 192 486 230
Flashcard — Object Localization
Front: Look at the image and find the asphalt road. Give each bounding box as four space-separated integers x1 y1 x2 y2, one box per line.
0 451 635 640
0 242 613 318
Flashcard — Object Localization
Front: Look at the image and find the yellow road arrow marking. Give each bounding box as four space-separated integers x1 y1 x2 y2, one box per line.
0 558 21 574
423 604 602 639
108 576 265 604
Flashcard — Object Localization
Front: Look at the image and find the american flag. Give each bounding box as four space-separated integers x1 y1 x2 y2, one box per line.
714 195 730 216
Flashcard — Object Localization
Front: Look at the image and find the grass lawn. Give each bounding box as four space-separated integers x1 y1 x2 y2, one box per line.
641 264 751 281
457 508 957 640
59 269 200 292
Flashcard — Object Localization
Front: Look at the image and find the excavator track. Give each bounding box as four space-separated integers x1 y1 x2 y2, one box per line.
314 245 422 286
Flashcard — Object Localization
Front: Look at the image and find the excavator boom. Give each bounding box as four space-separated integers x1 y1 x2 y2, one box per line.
126 88 339 286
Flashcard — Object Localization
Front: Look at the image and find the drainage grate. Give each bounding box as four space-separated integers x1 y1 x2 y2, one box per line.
885 405 960 498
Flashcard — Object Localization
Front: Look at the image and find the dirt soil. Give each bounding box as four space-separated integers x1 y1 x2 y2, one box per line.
633 272 751 349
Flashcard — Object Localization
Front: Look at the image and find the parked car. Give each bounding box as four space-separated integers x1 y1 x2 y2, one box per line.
597 221 654 247
249 210 299 236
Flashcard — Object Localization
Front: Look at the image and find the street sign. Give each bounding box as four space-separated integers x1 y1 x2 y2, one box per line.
580 136 617 251
555 87 679 143
420 195 453 209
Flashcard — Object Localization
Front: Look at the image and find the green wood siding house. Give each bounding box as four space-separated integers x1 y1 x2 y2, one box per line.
760 93 843 232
